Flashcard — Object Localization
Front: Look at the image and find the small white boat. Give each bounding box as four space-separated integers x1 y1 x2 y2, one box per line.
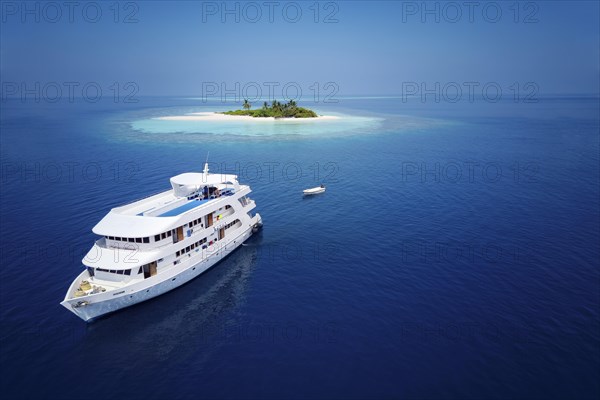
303 185 326 195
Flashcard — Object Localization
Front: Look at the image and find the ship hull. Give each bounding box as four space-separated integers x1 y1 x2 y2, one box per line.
61 226 255 322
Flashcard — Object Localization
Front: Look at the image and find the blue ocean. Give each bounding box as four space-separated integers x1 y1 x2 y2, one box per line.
1 96 599 399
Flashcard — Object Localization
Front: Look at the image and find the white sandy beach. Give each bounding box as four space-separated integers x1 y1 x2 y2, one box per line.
155 112 341 122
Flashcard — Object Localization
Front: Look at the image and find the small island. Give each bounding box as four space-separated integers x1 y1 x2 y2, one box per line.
221 99 318 118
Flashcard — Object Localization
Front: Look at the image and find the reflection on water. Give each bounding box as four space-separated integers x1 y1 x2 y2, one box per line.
79 237 261 365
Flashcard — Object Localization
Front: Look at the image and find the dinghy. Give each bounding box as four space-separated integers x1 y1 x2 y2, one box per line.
303 185 326 195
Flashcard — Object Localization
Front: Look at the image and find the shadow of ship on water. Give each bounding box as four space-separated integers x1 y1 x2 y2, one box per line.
77 234 263 364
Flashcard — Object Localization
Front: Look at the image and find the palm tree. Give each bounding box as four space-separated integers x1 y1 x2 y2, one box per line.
288 99 297 108
263 101 268 110
243 99 251 111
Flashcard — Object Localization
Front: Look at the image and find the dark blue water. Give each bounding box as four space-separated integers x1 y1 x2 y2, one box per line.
1 96 599 399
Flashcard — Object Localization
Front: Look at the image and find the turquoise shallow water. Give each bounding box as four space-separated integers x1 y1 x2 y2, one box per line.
124 99 453 142
130 108 383 137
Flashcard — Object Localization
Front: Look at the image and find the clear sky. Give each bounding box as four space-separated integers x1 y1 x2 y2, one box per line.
1 1 599 96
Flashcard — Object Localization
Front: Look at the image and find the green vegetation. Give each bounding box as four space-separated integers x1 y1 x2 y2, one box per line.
222 99 319 118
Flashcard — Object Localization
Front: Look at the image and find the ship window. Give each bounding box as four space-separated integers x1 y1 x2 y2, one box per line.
87 267 95 277
136 238 142 243
168 231 172 237
155 234 160 241
138 267 142 274
128 238 135 243
117 270 124 275
186 246 190 252
176 251 180 257
124 269 131 276
161 233 166 239
143 237 149 243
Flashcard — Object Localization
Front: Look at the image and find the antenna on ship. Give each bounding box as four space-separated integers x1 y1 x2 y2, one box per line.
203 151 210 176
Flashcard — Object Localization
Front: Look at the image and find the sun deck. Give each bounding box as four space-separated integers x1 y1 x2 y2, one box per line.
91 169 247 237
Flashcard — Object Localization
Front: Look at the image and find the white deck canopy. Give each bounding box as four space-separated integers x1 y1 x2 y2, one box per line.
170 172 239 197
93 213 178 237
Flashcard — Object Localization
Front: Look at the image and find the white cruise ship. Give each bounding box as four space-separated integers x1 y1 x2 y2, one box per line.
60 162 262 322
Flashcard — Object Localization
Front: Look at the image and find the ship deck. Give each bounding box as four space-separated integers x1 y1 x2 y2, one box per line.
158 198 211 217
